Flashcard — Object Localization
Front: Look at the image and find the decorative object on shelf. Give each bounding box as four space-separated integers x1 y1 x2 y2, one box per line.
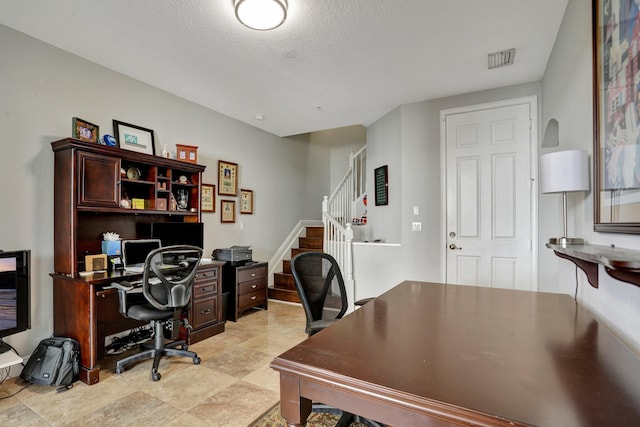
540 149 589 246
176 189 189 210
240 188 253 214
234 0 287 31
201 183 215 213
218 160 238 196
157 198 167 211
374 165 389 206
113 120 156 155
162 144 170 159
170 193 178 211
221 199 236 223
120 193 131 209
178 175 189 184
72 117 99 143
101 134 117 147
126 167 141 180
131 198 147 210
176 144 198 164
593 0 640 233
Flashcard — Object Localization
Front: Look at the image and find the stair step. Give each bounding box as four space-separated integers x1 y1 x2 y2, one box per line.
268 287 301 303
299 236 323 249
291 248 319 257
306 226 324 238
282 260 291 274
274 272 296 290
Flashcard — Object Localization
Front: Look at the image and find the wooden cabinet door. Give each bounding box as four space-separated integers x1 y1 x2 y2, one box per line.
77 152 120 207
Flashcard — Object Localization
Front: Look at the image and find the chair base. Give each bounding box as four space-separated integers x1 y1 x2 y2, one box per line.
313 404 385 427
115 319 201 381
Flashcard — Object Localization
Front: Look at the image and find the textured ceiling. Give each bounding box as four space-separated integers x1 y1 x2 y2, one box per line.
0 0 569 137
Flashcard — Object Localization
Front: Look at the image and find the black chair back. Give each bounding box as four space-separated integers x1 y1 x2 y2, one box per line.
291 252 348 334
141 245 202 311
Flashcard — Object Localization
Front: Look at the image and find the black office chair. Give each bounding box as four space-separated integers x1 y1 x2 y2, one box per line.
291 251 383 427
112 245 203 381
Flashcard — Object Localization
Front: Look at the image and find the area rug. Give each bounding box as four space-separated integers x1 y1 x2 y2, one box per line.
250 403 380 427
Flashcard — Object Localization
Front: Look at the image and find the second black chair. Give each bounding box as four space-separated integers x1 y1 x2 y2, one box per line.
112 245 203 381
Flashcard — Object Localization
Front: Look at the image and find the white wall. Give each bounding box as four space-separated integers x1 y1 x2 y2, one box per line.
0 25 331 356
541 0 640 351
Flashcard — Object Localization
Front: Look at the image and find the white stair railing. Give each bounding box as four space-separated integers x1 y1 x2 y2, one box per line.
322 146 366 310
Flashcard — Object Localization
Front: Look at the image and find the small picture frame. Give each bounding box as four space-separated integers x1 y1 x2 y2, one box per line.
72 117 99 142
113 120 156 156
176 144 198 164
218 160 238 196
201 183 216 213
221 199 236 223
240 189 254 214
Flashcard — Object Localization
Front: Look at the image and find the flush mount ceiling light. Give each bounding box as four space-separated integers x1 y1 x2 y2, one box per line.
235 0 288 31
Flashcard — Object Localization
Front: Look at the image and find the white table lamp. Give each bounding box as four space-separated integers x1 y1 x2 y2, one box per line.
540 149 589 246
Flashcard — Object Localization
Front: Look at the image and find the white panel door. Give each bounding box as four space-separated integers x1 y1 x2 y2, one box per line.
445 102 533 290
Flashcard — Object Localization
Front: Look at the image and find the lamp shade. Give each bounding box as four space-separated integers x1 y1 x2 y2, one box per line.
540 149 589 194
235 0 287 31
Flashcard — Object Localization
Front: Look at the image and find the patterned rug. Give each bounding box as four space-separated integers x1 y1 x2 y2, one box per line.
250 403 381 426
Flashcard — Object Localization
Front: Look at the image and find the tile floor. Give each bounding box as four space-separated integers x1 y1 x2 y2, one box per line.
0 301 308 426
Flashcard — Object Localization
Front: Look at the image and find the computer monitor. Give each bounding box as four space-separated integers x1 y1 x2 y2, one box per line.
121 239 162 272
0 249 31 354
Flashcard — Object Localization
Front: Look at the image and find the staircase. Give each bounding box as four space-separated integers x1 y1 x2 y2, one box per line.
268 225 324 303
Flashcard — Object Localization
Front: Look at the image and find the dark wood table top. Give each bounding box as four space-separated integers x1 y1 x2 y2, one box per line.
271 281 640 426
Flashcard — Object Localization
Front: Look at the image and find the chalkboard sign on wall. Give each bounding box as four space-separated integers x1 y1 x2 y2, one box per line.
374 165 388 206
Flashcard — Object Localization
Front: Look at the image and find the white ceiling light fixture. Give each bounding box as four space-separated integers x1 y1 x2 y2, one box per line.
235 0 287 31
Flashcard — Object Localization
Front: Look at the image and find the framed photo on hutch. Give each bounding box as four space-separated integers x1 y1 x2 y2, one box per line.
218 160 238 196
113 120 156 156
72 117 99 143
240 189 254 214
201 183 215 213
593 0 640 233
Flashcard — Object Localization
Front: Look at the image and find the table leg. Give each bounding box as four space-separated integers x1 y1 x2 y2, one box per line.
279 372 312 426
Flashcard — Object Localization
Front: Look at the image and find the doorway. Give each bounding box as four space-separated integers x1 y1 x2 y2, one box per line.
441 97 538 290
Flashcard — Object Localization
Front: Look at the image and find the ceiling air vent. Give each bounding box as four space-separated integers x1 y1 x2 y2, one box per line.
488 48 515 69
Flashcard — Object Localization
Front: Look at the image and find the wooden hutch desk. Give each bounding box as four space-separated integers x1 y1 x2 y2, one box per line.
51 139 224 384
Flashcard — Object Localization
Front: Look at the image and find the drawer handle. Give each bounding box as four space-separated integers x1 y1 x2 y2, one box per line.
250 273 256 277
251 284 257 289
202 287 213 292
251 295 257 300
200 308 211 315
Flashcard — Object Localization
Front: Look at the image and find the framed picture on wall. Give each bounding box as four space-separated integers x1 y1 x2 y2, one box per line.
240 189 253 214
113 120 156 156
221 199 236 223
218 160 238 196
593 0 640 233
201 183 215 213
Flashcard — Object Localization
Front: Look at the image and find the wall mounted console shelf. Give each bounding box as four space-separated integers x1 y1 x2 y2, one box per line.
547 243 640 289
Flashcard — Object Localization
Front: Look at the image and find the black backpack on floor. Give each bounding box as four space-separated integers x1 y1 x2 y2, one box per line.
21 337 80 388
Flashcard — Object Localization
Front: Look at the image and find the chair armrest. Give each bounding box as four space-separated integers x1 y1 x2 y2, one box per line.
111 281 134 316
307 319 336 335
354 297 373 306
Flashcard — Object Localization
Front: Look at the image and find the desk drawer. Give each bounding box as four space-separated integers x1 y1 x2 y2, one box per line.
192 297 218 327
194 280 218 300
238 278 265 295
196 267 218 281
238 266 266 283
239 289 265 311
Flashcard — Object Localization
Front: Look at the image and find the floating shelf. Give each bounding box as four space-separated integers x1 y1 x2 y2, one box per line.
547 243 640 289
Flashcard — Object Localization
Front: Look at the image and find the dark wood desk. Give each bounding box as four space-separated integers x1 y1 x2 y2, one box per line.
271 281 640 426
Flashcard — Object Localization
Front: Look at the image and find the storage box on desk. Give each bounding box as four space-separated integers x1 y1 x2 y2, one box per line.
213 246 252 265
101 240 121 256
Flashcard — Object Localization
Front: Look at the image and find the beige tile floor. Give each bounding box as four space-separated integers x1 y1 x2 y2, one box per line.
0 301 308 426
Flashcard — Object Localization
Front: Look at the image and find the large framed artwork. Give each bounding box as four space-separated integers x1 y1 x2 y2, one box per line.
593 0 640 233
218 160 238 196
113 120 156 156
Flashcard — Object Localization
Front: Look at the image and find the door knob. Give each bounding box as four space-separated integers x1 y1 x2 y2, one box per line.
449 244 462 250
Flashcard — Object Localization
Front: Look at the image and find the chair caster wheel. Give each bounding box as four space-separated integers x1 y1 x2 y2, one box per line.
193 356 201 365
151 370 161 381
181 344 188 350
115 366 124 374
